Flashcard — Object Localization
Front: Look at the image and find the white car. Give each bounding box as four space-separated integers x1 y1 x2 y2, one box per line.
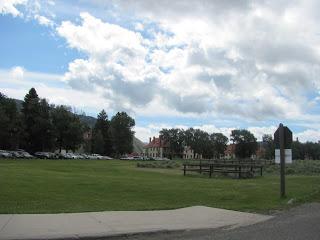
120 156 134 160
90 154 104 160
0 150 12 158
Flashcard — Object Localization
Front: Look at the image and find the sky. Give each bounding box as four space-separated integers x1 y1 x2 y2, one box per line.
1 0 320 143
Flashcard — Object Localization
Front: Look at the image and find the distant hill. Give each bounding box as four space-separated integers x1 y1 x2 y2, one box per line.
132 136 146 154
77 115 97 128
13 99 23 111
12 98 145 153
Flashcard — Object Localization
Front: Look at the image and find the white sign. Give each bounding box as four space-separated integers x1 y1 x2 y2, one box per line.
275 149 292 164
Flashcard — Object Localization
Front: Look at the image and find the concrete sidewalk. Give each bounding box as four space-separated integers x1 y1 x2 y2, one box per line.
0 206 272 240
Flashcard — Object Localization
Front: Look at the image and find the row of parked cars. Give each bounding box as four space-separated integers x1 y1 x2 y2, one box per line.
0 150 113 160
119 156 170 161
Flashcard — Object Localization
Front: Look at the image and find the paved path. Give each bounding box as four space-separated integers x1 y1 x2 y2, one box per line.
0 206 271 240
115 203 320 240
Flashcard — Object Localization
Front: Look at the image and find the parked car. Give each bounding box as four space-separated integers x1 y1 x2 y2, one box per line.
154 157 169 161
34 152 52 159
90 154 104 160
101 155 113 160
59 153 77 159
80 154 90 159
120 156 134 160
16 150 33 159
0 150 12 158
58 153 68 159
73 154 84 159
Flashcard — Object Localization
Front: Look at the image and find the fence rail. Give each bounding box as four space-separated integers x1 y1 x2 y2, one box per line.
182 158 274 166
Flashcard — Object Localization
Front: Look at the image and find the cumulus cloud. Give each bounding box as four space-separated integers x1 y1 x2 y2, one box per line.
0 0 56 27
57 12 161 111
3 0 320 141
0 0 26 16
34 14 53 26
55 1 320 122
294 130 320 143
0 67 111 114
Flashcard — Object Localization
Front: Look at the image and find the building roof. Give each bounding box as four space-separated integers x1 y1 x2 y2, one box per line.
145 137 169 148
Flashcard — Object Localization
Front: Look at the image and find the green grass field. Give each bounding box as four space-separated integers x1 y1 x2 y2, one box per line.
1 159 320 214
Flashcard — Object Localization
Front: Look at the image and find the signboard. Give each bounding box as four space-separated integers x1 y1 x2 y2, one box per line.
274 123 293 198
274 127 292 149
275 149 292 164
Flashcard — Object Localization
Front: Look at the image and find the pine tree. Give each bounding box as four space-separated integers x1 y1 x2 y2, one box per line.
21 88 41 152
92 109 112 155
0 93 21 150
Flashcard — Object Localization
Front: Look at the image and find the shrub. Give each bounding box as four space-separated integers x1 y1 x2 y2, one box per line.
136 160 182 169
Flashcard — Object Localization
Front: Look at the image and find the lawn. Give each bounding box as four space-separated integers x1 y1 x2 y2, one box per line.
0 159 320 214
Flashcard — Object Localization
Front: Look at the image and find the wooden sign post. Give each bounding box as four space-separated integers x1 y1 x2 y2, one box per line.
274 123 292 198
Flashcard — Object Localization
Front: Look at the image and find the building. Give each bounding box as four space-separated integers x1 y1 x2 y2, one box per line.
224 142 267 159
143 136 170 158
224 144 236 159
183 146 202 159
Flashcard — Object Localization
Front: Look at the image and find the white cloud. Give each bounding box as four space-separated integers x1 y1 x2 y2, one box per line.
294 130 320 143
0 0 26 17
248 126 277 141
55 3 320 123
34 14 53 26
2 1 320 142
0 67 111 113
134 22 144 31
10 66 25 80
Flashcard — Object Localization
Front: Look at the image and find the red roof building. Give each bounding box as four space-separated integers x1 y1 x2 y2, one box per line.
143 136 170 158
224 144 236 159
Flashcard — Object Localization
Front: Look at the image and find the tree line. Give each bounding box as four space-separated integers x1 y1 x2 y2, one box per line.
253 134 320 160
292 140 320 160
159 128 259 159
159 128 320 160
0 88 135 156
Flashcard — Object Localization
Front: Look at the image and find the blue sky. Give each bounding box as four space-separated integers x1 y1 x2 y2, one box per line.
1 0 320 142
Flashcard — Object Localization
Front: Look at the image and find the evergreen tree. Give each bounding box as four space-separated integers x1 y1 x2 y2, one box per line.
0 93 22 149
92 110 112 155
92 130 104 154
21 88 42 152
21 88 54 152
38 99 54 151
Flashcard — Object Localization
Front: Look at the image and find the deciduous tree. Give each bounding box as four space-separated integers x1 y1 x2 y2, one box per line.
230 129 257 159
110 112 135 156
